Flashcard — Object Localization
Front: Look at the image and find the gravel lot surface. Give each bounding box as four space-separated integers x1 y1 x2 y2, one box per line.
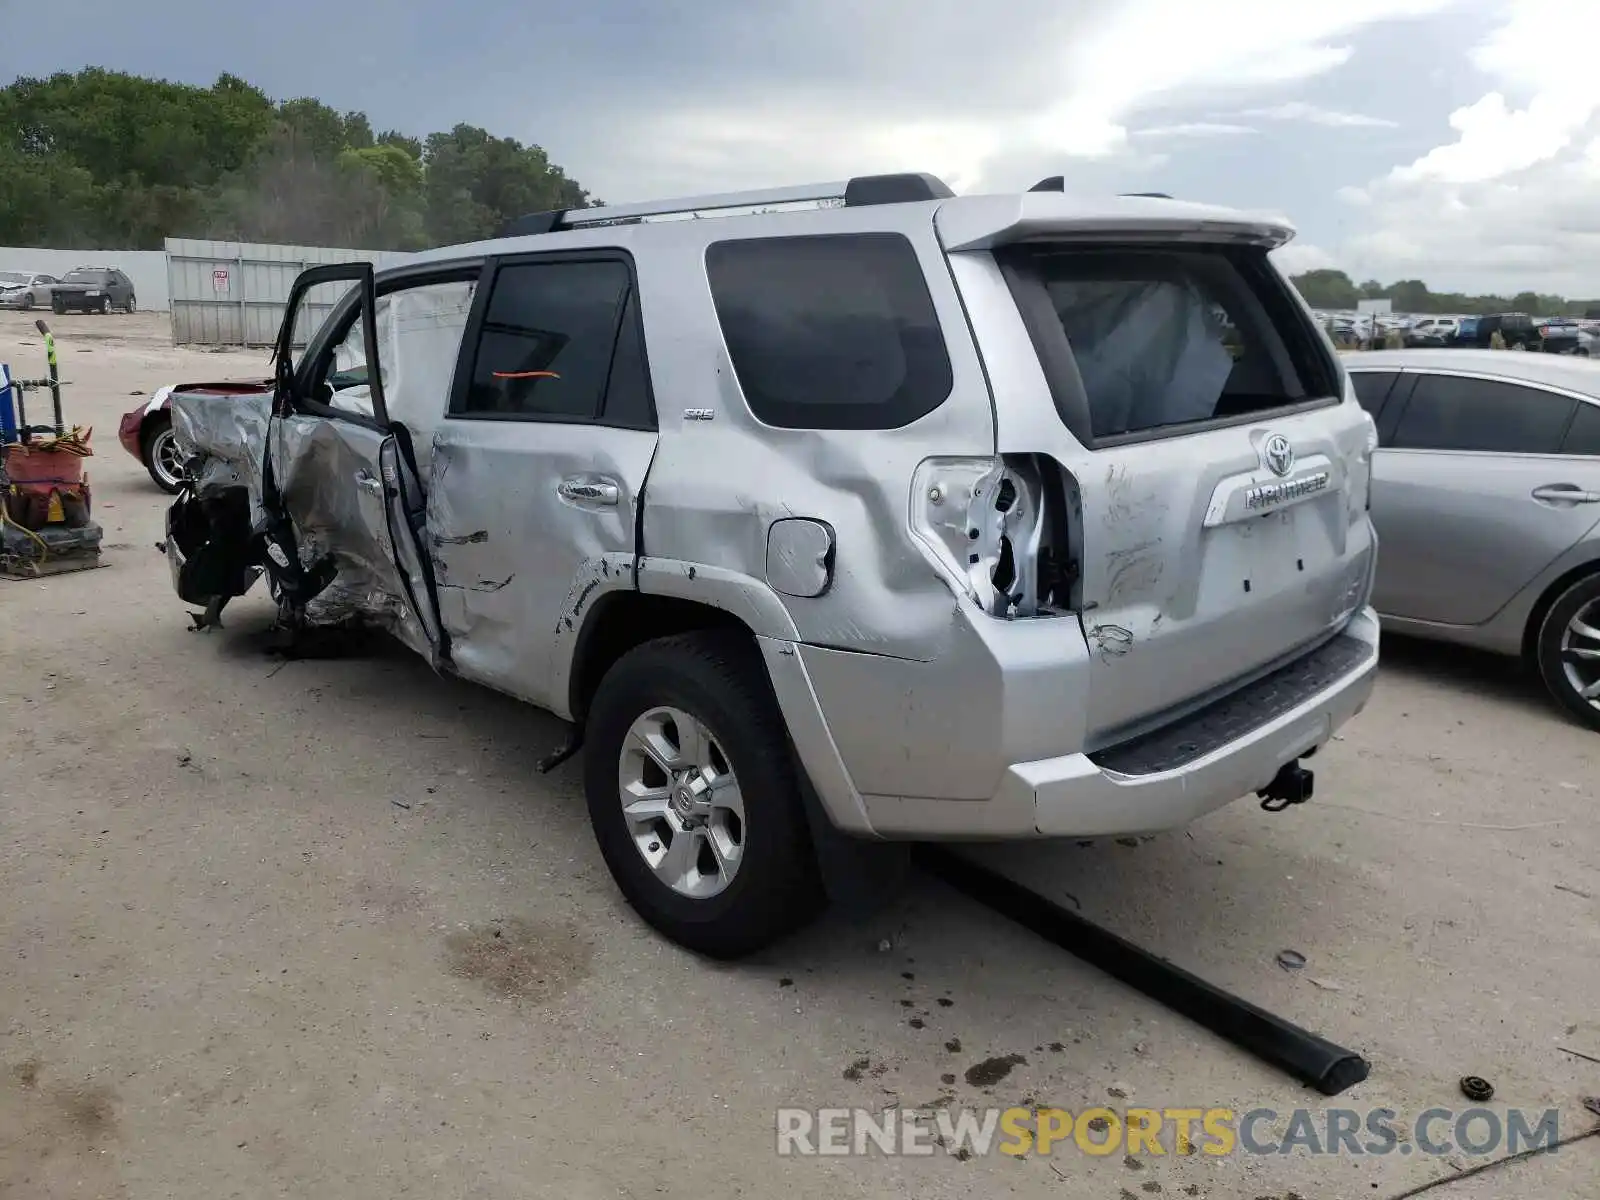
2 310 1596 1199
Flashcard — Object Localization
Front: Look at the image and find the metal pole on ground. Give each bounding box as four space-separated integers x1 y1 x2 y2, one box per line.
36 320 63 435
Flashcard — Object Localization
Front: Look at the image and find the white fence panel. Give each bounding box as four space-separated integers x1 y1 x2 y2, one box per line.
165 238 408 347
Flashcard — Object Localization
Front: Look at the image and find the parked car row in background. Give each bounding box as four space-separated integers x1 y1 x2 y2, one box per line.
0 265 138 313
1311 308 1598 353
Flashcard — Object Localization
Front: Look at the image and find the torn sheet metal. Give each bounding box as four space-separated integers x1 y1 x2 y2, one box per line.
169 386 437 650
269 413 439 653
170 386 272 520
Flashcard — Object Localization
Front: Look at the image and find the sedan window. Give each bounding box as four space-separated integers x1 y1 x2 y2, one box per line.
1390 374 1575 454
1348 370 1399 419
1561 402 1600 455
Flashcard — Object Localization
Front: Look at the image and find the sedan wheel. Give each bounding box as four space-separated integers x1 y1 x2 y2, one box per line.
142 416 185 494
1535 575 1600 732
19 293 32 311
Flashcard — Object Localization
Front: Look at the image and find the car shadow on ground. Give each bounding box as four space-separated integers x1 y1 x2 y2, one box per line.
192 605 1373 991
1376 631 1562 723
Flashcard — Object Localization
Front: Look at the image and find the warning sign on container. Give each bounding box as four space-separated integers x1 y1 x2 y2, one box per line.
212 268 230 293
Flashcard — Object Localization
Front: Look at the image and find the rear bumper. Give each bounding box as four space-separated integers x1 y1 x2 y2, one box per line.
762 606 1380 840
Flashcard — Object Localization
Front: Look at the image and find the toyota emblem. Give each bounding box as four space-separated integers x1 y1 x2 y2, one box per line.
1262 434 1295 478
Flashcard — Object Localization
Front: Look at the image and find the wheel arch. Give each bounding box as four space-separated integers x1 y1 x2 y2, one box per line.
566 585 900 914
139 404 172 447
567 591 753 727
1522 557 1600 662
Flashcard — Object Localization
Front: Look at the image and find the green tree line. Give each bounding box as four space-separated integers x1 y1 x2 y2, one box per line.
0 68 596 251
1290 268 1600 318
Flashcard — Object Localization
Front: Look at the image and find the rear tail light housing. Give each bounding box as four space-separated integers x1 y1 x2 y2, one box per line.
909 454 1077 618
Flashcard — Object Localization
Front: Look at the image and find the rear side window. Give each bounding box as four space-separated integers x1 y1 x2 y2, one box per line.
1391 375 1575 453
462 259 631 420
1000 245 1338 444
706 233 953 430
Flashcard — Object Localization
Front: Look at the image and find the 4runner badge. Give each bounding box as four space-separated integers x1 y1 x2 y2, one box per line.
1262 434 1295 477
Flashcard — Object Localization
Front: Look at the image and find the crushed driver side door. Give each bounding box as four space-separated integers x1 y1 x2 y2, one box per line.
264 262 444 661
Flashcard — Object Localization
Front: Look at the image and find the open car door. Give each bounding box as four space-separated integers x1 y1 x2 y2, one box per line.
261 262 444 661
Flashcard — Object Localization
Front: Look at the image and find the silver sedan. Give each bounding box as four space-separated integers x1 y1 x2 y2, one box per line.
0 271 59 310
1347 349 1600 729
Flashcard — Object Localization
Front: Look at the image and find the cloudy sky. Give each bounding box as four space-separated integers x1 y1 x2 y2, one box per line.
4 0 1595 295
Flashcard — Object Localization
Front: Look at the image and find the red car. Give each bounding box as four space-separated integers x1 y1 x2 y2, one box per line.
118 380 270 493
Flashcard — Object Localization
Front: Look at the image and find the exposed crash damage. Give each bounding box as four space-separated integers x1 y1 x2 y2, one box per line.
157 175 1383 961
165 388 430 645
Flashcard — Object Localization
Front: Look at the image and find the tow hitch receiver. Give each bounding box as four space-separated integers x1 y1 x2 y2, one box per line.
1258 760 1315 812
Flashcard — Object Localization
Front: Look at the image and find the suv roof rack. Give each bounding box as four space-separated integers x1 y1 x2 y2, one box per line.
498 172 955 238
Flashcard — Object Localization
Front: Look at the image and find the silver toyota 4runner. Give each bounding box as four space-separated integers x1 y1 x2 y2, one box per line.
163 172 1381 958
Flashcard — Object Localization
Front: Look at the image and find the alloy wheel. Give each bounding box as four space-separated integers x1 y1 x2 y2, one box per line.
1559 600 1600 713
617 706 745 900
149 427 184 490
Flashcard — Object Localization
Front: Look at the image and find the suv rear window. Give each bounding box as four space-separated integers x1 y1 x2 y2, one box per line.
705 233 953 430
999 245 1339 444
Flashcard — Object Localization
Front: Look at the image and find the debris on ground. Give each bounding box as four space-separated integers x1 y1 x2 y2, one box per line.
1459 1075 1494 1102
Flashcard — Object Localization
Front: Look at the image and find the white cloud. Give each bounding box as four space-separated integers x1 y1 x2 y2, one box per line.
1272 242 1338 275
1333 0 1600 294
1241 101 1398 128
1133 123 1258 139
1389 91 1582 184
594 0 1463 199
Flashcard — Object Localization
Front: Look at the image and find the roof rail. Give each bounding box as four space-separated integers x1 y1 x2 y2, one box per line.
497 172 955 238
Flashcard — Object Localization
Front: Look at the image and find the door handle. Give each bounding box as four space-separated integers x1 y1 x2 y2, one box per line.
558 478 619 505
355 469 383 496
1532 484 1600 504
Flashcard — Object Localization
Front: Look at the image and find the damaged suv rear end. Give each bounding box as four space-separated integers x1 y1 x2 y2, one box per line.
161 173 1379 958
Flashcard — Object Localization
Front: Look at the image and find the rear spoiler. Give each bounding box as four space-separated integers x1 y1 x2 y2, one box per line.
934 193 1295 254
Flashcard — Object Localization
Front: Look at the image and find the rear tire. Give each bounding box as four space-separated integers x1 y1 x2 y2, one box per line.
1534 573 1600 733
582 630 825 958
141 413 184 494
125 295 137 314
